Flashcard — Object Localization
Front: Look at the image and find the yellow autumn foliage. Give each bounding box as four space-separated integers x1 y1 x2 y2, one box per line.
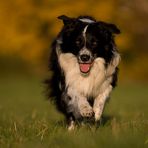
0 0 128 58
0 0 147 81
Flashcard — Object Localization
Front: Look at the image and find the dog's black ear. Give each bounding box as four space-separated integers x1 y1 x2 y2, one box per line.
105 23 120 34
98 21 120 34
58 15 74 25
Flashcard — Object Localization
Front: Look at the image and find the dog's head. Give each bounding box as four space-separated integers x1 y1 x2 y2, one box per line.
57 15 120 74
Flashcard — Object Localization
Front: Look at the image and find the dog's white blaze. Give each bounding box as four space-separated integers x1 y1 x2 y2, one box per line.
82 25 89 47
58 53 106 97
82 25 90 52
82 25 88 37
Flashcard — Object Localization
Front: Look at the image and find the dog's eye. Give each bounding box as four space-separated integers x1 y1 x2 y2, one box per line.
75 38 82 46
92 41 97 47
90 37 98 47
76 40 81 45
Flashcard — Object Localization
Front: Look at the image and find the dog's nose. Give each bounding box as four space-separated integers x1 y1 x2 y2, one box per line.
80 54 90 62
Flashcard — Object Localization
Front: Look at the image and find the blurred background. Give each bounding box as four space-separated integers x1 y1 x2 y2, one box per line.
0 0 148 83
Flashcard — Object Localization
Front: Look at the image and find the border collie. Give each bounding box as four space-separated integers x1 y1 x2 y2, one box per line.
46 15 121 130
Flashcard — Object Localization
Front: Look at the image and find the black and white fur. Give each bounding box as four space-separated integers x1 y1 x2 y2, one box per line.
46 15 121 130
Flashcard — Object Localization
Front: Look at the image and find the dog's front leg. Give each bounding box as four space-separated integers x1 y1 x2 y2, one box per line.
66 93 93 130
77 96 94 118
93 85 112 121
68 88 93 118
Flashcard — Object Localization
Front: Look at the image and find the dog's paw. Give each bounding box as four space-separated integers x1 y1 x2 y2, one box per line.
93 108 102 121
68 121 75 131
94 112 102 121
80 105 94 117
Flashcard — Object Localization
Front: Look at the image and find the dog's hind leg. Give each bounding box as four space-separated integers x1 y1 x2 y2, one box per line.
67 116 75 131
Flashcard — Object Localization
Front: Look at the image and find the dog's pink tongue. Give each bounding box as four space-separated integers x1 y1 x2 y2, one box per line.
79 63 91 73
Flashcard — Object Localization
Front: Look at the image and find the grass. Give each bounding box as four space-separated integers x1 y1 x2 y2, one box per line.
0 75 148 148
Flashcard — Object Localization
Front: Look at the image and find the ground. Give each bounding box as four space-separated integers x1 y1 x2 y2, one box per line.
0 75 148 148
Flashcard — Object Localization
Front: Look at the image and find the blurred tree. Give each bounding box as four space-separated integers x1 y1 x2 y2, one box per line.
0 0 147 81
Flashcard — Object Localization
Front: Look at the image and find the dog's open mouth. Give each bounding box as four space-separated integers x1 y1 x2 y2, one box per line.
79 63 93 74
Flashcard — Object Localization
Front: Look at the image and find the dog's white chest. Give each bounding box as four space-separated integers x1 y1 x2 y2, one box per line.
59 53 106 97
